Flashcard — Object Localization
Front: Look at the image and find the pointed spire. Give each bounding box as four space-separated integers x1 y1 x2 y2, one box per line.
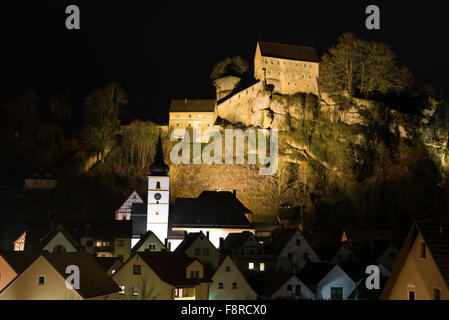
149 129 169 176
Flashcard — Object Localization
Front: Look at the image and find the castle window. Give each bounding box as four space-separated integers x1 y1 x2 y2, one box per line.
309 75 312 79
268 70 272 75
304 63 307 67
277 61 280 65
277 72 280 75
206 114 210 118
271 60 273 64
283 61 286 65
189 114 192 118
302 74 305 78
156 181 161 189
176 123 179 127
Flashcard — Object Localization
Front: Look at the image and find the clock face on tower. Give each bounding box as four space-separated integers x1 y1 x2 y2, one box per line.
154 193 162 201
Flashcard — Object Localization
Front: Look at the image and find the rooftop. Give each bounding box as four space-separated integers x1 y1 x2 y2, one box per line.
258 41 320 63
169 99 216 113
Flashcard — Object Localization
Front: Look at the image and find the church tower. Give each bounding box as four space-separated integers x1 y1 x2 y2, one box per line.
147 130 170 244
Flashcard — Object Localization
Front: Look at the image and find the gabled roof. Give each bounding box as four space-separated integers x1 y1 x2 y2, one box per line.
297 262 335 290
116 191 144 216
341 227 393 243
223 231 256 252
337 261 366 283
42 252 120 299
95 257 122 272
136 252 211 286
0 251 41 274
258 41 320 63
246 272 296 297
263 229 300 254
170 191 253 229
169 99 216 113
175 231 215 253
310 239 342 262
131 231 166 254
38 224 81 251
381 221 449 299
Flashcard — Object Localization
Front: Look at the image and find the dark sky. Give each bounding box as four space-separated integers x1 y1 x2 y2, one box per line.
1 0 448 123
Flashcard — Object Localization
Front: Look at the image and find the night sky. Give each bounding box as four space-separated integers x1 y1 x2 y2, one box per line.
1 1 448 123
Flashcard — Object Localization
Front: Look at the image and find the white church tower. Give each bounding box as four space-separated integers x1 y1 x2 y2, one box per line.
147 130 170 244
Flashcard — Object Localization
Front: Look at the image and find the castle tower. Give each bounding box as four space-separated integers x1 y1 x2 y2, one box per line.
147 130 170 244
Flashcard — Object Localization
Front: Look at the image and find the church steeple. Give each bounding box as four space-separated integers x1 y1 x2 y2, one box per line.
149 130 169 176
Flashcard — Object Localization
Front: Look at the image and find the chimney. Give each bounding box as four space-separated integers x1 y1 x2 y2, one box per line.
219 237 224 252
184 231 188 238
164 238 168 248
233 190 237 197
206 231 210 239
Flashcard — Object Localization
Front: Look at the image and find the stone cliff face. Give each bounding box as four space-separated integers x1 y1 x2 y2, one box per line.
171 81 449 231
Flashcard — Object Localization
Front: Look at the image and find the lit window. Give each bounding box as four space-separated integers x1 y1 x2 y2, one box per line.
38 276 45 286
248 262 254 270
155 211 159 216
260 263 265 271
119 286 125 295
132 286 139 296
198 114 202 118
206 114 211 118
112 270 116 275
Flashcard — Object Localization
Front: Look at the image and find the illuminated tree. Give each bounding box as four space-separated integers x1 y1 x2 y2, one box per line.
319 33 413 97
82 82 128 163
210 56 249 81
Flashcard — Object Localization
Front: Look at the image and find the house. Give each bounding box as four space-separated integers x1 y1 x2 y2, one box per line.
95 257 123 276
299 261 365 300
13 223 81 253
263 229 320 273
247 273 315 300
209 256 257 300
348 272 389 300
115 190 144 221
0 252 120 300
169 99 217 143
0 251 41 291
24 171 58 191
36 224 81 253
353 240 402 273
254 41 320 95
381 221 449 300
175 231 221 270
112 252 211 300
79 220 133 262
330 242 359 264
131 231 166 254
222 231 276 274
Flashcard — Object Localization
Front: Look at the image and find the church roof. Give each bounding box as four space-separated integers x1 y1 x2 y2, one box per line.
169 99 216 113
170 191 253 229
258 41 320 63
149 131 169 176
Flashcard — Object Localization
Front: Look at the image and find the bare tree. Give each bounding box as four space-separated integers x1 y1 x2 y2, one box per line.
82 82 128 163
210 56 249 81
